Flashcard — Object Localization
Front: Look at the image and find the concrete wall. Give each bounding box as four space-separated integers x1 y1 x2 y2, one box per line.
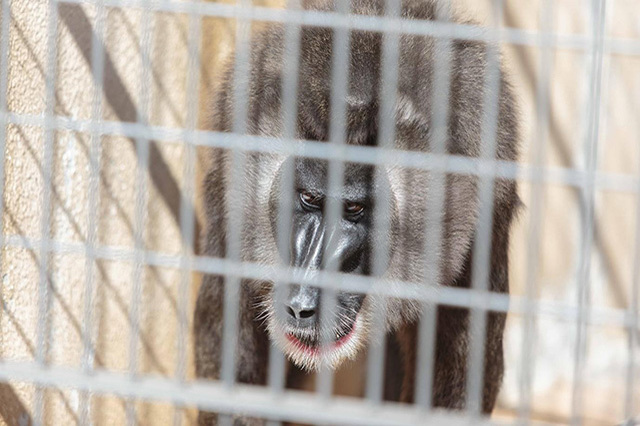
467 1 640 423
0 0 638 424
2 0 199 423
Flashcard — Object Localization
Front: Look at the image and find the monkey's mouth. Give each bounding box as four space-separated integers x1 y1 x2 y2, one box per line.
285 318 357 353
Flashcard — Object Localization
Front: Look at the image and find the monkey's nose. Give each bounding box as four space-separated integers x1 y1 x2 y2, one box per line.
285 305 317 320
284 285 320 326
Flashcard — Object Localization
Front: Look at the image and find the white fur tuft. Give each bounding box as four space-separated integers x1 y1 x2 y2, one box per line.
267 315 368 371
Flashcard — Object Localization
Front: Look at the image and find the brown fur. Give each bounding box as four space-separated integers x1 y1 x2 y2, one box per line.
194 0 520 424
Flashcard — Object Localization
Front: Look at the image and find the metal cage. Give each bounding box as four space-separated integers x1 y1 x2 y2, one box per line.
0 0 638 425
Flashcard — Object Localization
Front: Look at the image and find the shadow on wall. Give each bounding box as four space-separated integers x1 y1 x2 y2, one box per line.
1 2 205 424
58 3 202 244
0 381 30 425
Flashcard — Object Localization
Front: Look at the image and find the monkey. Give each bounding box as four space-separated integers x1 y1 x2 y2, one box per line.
194 0 520 424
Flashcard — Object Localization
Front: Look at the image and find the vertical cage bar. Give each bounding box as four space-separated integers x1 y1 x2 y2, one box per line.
0 4 7 417
316 0 351 401
217 1 253 421
364 0 400 405
220 0 252 391
517 0 554 423
267 0 302 407
570 0 606 424
0 0 12 312
126 6 154 425
173 1 202 425
414 0 452 410
625 138 640 424
465 0 505 416
78 1 106 424
175 0 202 388
34 0 59 423
625 67 640 426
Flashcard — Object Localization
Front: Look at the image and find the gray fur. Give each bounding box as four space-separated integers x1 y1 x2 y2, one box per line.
194 0 520 424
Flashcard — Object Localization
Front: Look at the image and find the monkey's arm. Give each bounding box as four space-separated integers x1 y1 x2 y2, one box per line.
194 276 270 425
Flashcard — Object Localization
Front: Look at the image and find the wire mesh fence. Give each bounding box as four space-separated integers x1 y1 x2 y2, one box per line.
0 0 638 425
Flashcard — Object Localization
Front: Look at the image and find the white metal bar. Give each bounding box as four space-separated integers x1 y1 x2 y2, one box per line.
266 4 304 424
414 0 453 411
34 0 60 423
517 0 554 423
0 361 515 426
2 112 639 194
0 0 11 277
78 1 106 424
4 234 638 333
0 0 12 361
55 0 640 58
8 111 639 194
625 160 640 418
365 0 401 405
466 0 505 416
317 0 350 401
220 0 251 391
625 70 640 426
126 6 154 425
570 0 607 424
625 191 640 420
173 1 201 425
267 0 302 404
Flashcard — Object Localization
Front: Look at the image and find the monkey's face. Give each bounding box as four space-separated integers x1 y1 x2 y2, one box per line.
265 158 388 370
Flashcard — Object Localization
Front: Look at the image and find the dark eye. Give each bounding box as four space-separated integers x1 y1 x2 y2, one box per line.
344 201 364 216
299 190 323 210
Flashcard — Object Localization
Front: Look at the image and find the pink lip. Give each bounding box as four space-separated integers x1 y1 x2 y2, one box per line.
286 319 357 355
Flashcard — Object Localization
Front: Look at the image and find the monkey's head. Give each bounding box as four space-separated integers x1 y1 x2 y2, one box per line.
263 157 392 370
207 0 519 371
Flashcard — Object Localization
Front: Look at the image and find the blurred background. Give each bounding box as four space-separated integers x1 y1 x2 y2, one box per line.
0 0 638 424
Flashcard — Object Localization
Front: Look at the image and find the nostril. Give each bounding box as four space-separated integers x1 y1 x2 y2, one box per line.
285 306 316 320
299 309 315 319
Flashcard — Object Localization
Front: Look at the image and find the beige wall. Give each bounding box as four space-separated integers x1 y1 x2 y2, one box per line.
0 0 638 424
481 1 639 424
2 0 199 423
456 1 639 424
